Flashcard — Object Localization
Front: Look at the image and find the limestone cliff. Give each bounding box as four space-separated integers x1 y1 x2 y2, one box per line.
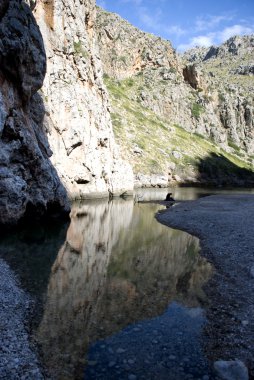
0 0 69 225
97 8 179 80
0 1 134 225
33 0 133 199
96 8 254 186
183 35 254 154
97 9 253 154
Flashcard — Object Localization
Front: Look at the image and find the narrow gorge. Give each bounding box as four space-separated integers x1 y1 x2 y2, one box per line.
0 1 254 225
1 1 254 379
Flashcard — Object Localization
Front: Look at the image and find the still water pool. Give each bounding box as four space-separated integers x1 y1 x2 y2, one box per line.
1 187 253 379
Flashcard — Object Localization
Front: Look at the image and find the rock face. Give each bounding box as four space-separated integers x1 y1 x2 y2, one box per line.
183 35 254 154
33 0 133 199
96 9 254 157
181 35 254 63
0 0 69 225
97 7 196 134
233 64 254 76
0 1 134 225
96 9 179 80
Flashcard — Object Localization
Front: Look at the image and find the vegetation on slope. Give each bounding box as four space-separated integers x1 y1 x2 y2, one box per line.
105 75 254 185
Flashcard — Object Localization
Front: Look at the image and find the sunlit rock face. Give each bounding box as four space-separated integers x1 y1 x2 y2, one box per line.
0 0 69 225
33 0 133 198
37 200 212 379
97 9 254 154
96 8 180 80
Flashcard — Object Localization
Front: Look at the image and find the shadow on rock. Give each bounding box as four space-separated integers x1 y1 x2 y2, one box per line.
195 152 254 187
0 0 69 227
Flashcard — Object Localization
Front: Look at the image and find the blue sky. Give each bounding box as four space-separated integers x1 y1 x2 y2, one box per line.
97 0 254 51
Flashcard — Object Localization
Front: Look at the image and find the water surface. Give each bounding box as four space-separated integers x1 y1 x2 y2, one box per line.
35 199 212 379
2 187 253 379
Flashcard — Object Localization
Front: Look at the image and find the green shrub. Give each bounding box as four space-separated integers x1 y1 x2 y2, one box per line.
228 139 240 152
103 73 110 80
218 92 226 102
73 41 88 58
119 55 127 64
125 78 134 87
193 132 205 139
191 103 204 119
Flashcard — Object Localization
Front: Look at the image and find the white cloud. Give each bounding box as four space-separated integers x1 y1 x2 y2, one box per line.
219 24 254 41
178 34 214 51
165 25 186 37
178 23 254 52
195 14 234 32
193 35 214 46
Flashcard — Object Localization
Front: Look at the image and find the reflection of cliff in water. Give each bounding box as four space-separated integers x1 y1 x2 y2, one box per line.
36 199 212 379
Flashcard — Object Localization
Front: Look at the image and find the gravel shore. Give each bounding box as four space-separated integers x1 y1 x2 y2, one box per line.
0 259 43 380
157 194 254 378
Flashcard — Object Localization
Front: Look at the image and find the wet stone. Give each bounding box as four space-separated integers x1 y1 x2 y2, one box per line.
214 360 248 380
116 348 126 354
128 374 137 380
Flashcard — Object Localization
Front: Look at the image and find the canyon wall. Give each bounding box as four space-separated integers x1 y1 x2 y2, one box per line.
34 0 133 199
0 0 69 225
0 1 134 225
97 8 254 155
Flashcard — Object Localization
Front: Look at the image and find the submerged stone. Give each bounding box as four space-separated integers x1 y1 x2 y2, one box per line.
214 359 249 380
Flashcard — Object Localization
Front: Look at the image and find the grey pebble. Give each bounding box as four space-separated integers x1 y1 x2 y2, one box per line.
116 347 126 354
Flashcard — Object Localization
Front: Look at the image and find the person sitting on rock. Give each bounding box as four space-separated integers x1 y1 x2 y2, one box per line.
165 193 175 201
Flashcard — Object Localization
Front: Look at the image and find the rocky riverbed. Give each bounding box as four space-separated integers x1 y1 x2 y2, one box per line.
0 259 43 380
157 194 254 379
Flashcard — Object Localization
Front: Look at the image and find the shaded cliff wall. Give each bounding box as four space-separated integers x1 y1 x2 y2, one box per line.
34 0 134 198
0 0 69 225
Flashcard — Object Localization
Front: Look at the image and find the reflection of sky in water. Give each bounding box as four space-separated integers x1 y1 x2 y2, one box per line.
86 302 214 380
